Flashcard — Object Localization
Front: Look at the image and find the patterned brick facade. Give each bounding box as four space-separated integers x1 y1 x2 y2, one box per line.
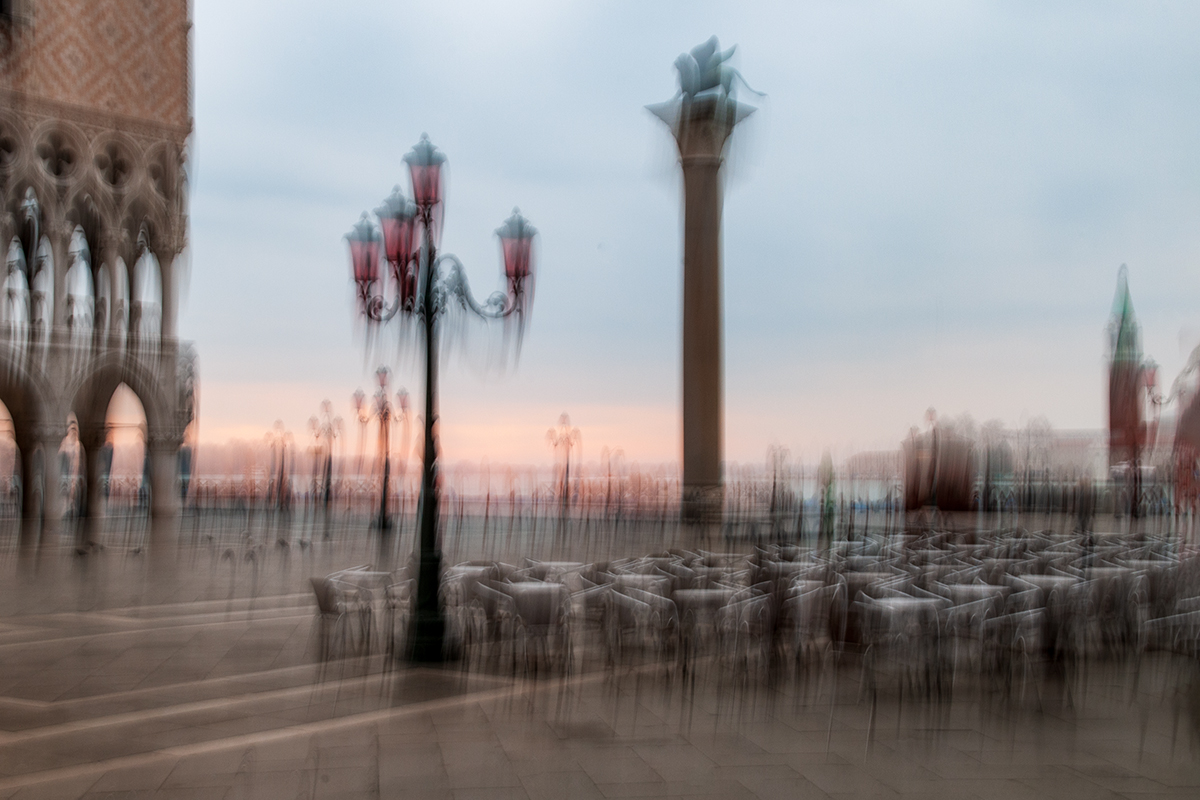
1 0 190 136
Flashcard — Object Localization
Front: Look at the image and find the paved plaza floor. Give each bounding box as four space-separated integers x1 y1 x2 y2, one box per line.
0 516 1196 798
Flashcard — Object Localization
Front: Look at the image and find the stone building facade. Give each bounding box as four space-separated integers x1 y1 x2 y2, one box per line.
0 0 194 543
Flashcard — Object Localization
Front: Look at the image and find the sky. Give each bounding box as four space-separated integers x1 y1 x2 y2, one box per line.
178 1 1200 469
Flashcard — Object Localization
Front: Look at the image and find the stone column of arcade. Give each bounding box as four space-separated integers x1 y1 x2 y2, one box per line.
649 38 759 523
80 428 108 550
39 425 67 540
147 434 181 551
16 432 43 552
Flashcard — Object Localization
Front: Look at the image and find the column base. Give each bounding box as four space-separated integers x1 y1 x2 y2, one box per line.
681 484 723 524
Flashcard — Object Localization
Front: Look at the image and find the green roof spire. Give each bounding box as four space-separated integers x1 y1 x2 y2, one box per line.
1111 264 1140 364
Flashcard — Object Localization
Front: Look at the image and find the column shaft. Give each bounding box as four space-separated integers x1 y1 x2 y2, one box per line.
82 440 107 547
149 442 180 521
681 154 724 513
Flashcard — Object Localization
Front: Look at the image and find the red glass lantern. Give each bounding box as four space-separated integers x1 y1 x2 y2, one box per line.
403 134 446 208
376 188 419 310
377 188 417 269
497 207 536 282
346 213 380 285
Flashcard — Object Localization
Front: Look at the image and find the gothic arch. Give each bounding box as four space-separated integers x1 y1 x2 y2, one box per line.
2 181 46 263
65 226 94 340
120 196 172 260
0 345 53 450
69 353 170 443
64 186 114 250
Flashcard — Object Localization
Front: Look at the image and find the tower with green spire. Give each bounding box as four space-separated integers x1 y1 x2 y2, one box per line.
1108 266 1147 471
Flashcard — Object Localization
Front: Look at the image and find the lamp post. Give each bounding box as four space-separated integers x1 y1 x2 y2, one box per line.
395 389 411 524
547 414 581 514
265 421 294 544
352 388 369 479
308 400 342 538
372 366 394 534
346 134 537 663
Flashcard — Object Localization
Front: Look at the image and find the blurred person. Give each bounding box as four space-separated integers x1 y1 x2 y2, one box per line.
1077 476 1095 567
818 451 835 550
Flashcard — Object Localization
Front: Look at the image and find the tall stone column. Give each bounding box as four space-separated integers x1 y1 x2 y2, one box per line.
18 439 43 552
147 435 181 561
39 427 66 535
650 92 755 523
80 430 108 549
148 435 181 520
160 253 177 340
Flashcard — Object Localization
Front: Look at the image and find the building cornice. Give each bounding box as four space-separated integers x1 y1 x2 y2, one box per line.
0 88 192 145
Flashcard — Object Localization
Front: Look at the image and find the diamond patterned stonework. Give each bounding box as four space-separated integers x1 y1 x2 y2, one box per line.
0 0 190 136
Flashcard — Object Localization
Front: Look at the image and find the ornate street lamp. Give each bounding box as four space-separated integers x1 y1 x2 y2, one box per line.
373 366 394 533
309 400 342 538
345 134 537 663
546 414 581 513
352 388 369 478
264 421 294 544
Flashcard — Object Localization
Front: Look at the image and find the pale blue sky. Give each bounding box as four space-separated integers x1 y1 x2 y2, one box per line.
181 1 1200 465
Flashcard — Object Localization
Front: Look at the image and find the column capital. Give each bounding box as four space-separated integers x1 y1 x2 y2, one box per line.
647 94 756 162
32 424 68 445
146 434 183 453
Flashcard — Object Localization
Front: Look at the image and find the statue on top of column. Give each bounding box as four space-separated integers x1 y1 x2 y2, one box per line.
673 36 764 102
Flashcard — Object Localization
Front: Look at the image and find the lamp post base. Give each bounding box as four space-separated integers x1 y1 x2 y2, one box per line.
407 546 451 663
408 612 447 663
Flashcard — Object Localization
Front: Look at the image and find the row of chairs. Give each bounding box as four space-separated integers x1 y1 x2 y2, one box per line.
308 532 1200 702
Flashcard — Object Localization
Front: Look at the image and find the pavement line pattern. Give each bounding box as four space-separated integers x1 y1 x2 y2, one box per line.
0 667 612 792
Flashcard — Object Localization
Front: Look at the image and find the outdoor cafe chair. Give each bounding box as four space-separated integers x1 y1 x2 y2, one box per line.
605 588 673 667
500 580 572 674
461 581 517 671
718 591 775 676
670 586 730 670
982 608 1044 701
780 581 839 670
384 578 412 660
609 572 672 596
309 576 373 664
857 593 948 700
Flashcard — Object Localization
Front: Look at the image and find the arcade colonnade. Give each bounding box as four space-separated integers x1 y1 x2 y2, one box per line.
0 109 196 545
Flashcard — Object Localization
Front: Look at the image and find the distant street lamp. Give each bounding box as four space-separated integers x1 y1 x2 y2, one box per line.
372 367 394 533
346 134 537 662
395 388 411 519
547 414 581 511
264 420 293 518
352 387 369 478
308 400 342 537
